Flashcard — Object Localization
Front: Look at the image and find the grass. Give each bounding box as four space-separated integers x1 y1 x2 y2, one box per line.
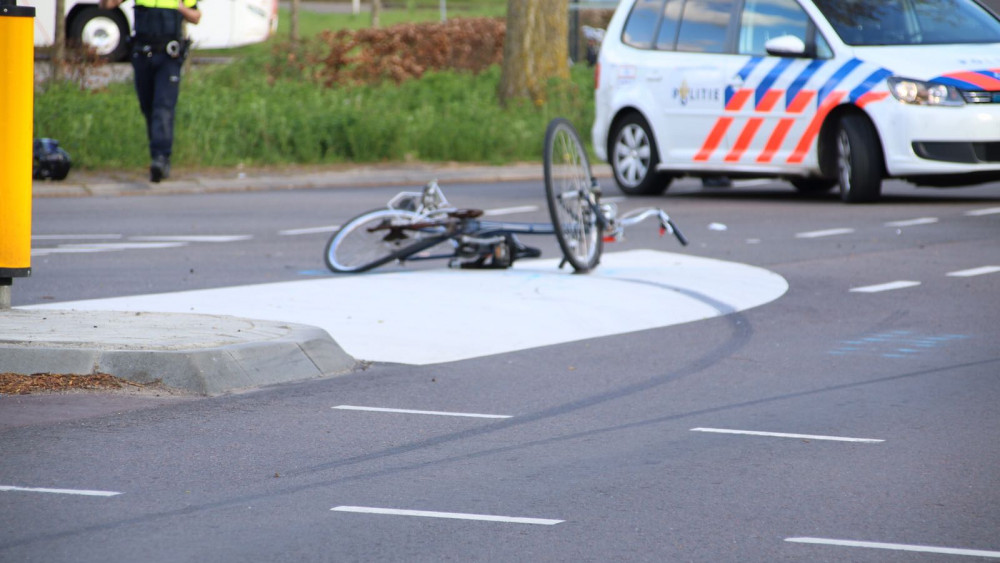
34 58 596 170
34 2 600 172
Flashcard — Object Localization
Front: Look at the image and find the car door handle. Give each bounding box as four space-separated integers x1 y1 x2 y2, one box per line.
729 75 744 88
646 72 663 82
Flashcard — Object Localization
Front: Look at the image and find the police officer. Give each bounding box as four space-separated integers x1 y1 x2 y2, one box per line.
98 0 201 182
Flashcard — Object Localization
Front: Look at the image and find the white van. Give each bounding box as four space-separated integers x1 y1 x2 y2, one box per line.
27 0 278 61
593 0 1000 202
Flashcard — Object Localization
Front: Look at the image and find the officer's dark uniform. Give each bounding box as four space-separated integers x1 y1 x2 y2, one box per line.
131 0 196 182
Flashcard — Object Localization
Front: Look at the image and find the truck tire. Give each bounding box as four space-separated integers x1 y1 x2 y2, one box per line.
69 7 130 62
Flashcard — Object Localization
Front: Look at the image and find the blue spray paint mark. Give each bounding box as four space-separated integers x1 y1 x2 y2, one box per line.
829 331 970 358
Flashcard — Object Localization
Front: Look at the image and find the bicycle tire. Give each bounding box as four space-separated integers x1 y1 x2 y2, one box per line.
543 118 603 273
325 208 427 273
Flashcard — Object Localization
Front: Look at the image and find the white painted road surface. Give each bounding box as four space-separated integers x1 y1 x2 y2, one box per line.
28 250 789 365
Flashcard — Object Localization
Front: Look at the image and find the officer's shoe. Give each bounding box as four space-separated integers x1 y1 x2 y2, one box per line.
150 156 171 183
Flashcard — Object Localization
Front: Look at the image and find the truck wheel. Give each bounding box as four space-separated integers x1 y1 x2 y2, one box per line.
609 114 671 196
69 7 130 62
836 113 883 203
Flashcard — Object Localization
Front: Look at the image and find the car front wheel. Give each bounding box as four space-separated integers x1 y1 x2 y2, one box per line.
836 113 883 203
610 114 671 196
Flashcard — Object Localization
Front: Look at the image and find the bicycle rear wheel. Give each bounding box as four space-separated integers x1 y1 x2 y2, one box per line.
544 118 602 273
325 208 427 273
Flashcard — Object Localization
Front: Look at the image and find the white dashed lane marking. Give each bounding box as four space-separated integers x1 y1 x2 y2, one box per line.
31 234 252 256
331 506 563 526
0 485 122 497
279 204 545 235
850 281 921 293
884 217 938 227
786 537 1000 558
333 405 511 419
130 235 252 243
482 205 539 216
947 266 1000 277
799 204 992 241
795 228 855 238
31 234 122 241
850 264 998 293
32 242 187 256
965 206 1000 216
279 225 339 236
691 428 884 443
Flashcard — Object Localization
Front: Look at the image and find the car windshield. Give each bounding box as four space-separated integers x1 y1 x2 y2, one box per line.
813 0 1000 45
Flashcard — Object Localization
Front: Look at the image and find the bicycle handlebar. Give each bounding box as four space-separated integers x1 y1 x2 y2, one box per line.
607 206 688 247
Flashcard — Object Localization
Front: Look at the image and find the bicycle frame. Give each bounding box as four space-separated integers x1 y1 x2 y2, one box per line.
323 118 686 274
371 180 685 267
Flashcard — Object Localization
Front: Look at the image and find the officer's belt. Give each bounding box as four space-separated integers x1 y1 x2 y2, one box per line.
134 36 185 57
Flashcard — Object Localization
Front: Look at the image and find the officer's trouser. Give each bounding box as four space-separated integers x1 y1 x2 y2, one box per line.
132 48 182 160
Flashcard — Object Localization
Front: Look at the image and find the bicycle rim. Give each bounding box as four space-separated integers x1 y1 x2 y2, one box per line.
325 209 424 273
544 118 602 272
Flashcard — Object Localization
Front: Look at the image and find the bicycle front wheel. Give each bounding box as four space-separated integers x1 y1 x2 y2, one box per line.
324 208 425 273
543 118 602 273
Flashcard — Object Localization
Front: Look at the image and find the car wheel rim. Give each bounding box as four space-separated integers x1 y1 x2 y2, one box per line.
614 124 651 188
837 129 852 195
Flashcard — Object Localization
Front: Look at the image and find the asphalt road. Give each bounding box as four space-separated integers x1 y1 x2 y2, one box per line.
3 177 999 561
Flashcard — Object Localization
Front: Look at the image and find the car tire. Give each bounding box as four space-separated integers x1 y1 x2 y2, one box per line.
609 113 671 196
69 7 131 62
790 176 836 194
836 113 883 203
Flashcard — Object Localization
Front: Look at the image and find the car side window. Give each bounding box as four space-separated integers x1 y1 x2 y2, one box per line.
675 0 738 53
623 0 667 49
738 0 833 57
654 0 685 49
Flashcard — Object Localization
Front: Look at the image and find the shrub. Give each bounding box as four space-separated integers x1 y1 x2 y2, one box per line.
294 17 506 86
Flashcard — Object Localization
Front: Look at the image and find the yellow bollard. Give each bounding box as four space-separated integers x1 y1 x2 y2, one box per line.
0 0 35 307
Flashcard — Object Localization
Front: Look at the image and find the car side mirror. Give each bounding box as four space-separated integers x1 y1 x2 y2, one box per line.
765 35 807 57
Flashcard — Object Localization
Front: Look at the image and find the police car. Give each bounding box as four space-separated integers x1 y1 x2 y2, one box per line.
592 0 1000 202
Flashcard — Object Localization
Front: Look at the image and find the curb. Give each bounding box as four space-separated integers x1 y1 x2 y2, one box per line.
31 163 614 198
1 310 358 396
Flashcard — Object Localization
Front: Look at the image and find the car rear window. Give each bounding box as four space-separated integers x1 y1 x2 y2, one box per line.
813 0 1000 45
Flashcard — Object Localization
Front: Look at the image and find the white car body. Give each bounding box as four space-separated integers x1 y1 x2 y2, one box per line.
593 0 1000 201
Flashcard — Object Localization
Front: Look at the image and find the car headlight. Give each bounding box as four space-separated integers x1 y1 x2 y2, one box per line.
887 77 965 107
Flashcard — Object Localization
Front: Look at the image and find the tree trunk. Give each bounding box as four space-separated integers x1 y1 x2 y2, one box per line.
53 0 66 81
371 0 382 28
290 0 300 42
498 0 569 106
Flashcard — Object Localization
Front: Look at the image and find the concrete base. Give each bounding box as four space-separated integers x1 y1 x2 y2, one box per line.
0 309 358 395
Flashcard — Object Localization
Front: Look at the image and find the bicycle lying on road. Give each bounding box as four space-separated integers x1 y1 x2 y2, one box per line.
324 118 688 274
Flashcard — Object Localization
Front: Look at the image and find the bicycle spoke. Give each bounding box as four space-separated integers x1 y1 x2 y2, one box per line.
544 118 602 273
325 209 433 273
